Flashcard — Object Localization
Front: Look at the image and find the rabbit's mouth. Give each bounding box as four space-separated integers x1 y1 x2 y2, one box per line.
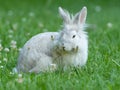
61 46 79 53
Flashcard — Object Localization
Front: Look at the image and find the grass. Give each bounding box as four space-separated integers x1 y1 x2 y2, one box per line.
0 0 120 90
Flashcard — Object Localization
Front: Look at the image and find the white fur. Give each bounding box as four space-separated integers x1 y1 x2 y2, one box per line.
15 6 88 73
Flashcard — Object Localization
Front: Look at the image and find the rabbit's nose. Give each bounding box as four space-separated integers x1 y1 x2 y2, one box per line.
75 46 79 52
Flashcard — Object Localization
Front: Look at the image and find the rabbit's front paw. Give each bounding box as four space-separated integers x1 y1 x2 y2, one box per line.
49 64 57 71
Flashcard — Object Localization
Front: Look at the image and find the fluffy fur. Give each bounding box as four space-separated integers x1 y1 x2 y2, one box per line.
15 6 88 73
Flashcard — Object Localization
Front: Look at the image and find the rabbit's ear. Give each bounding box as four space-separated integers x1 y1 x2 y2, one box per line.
74 6 87 25
59 7 70 24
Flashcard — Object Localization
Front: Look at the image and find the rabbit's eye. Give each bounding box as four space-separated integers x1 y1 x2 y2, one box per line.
72 35 76 38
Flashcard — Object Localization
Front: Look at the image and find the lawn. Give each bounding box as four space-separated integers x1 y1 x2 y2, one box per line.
0 0 120 90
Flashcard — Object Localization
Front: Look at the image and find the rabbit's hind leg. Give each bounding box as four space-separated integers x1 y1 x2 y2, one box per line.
29 55 53 73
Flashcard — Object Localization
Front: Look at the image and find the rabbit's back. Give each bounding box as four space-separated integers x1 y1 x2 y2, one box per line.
22 32 58 53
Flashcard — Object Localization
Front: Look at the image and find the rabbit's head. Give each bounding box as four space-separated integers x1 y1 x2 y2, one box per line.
56 7 87 53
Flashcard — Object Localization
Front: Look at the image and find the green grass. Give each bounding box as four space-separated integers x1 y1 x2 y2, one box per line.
0 0 120 90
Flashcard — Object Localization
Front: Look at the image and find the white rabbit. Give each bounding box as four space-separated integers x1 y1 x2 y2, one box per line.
15 6 88 73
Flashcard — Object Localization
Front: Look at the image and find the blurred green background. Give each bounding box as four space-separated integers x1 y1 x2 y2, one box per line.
0 0 120 90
